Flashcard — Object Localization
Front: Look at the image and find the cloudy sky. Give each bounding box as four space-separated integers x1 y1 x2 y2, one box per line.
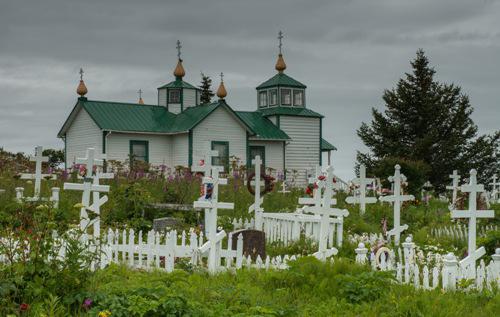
0 0 499 179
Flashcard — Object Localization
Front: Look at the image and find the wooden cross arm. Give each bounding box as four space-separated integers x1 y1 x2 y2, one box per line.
386 224 408 236
345 196 378 204
86 195 108 213
194 200 234 210
248 197 264 213
313 247 338 260
198 230 227 253
29 155 49 163
202 177 228 185
461 184 484 193
459 247 486 268
451 209 494 218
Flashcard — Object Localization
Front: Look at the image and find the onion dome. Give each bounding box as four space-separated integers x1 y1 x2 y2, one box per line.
77 79 88 97
216 72 227 99
275 53 287 73
173 59 185 79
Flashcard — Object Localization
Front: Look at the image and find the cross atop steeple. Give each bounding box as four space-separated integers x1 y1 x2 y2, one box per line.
278 31 284 54
176 40 182 60
138 89 143 99
220 72 224 83
79 68 84 80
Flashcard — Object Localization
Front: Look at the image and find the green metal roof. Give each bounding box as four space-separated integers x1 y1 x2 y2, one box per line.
321 138 337 151
158 79 199 90
80 100 176 133
256 73 307 89
236 111 290 140
58 98 254 137
258 107 324 118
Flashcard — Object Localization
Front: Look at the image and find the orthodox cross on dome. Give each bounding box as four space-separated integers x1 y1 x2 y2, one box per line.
220 72 224 83
138 89 143 99
451 169 494 278
176 40 182 59
79 67 84 80
278 30 284 54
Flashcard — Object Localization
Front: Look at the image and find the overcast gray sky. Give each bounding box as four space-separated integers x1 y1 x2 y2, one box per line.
0 0 499 180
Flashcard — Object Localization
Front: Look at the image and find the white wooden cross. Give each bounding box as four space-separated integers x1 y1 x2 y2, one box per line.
192 148 224 236
193 166 234 273
379 164 414 245
63 148 110 234
301 166 349 261
20 146 55 199
345 164 377 214
299 166 337 207
490 174 499 203
446 170 461 208
248 155 264 230
451 169 495 278
78 169 114 238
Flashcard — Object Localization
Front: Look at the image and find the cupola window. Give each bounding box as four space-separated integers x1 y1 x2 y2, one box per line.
269 89 278 106
259 91 268 107
169 89 181 103
281 88 291 105
293 90 304 106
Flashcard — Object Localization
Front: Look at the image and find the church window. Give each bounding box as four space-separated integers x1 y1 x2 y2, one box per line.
259 91 268 107
211 141 229 169
129 140 149 163
169 89 181 103
281 88 291 105
269 89 278 106
293 90 304 106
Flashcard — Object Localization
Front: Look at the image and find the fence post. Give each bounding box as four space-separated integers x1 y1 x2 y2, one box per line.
355 242 368 264
235 234 243 269
442 253 458 291
402 236 414 265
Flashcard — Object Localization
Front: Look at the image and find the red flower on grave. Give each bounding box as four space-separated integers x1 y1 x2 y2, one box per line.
19 303 30 312
318 175 326 181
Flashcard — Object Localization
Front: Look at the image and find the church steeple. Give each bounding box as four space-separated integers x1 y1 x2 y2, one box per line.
275 31 287 73
216 72 227 100
137 89 144 104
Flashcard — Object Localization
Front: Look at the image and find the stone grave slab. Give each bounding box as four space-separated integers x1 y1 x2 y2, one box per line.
153 217 182 232
231 229 266 261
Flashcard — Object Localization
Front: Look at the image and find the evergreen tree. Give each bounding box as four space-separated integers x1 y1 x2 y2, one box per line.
357 49 499 191
199 73 214 104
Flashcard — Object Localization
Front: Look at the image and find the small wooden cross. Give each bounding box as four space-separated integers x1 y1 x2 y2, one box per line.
345 164 377 214
20 146 54 198
79 68 84 80
138 89 143 100
278 31 284 54
446 170 461 207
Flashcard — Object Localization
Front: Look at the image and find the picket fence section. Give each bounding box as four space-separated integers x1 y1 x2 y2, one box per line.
355 241 500 291
232 212 343 248
431 224 498 241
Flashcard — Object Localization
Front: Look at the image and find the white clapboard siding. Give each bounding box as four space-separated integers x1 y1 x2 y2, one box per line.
248 140 284 172
279 116 320 184
192 107 247 166
158 88 167 107
183 89 197 109
106 133 171 166
171 133 189 166
168 103 182 114
65 109 103 166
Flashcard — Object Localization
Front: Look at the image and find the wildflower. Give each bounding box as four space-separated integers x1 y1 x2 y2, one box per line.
82 298 93 310
98 310 112 317
19 303 29 312
74 203 84 209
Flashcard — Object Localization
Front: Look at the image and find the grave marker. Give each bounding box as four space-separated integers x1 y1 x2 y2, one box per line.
446 170 461 208
300 166 349 261
490 174 499 202
20 146 56 199
345 164 377 214
379 164 414 245
248 155 264 229
194 165 234 273
451 169 495 278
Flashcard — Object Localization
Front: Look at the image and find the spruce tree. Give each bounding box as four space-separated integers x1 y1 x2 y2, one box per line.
357 49 499 191
199 73 214 104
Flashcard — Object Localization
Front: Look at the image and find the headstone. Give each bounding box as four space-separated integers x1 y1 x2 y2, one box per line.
379 164 414 245
446 170 461 208
451 169 495 278
231 229 266 261
153 217 182 231
345 164 377 214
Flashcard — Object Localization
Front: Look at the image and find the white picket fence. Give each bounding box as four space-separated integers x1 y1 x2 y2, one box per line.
355 240 500 291
430 224 498 241
232 212 344 247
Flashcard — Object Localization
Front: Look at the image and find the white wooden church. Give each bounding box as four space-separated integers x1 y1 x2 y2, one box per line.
58 35 336 183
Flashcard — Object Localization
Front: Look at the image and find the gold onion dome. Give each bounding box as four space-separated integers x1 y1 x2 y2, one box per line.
173 59 185 78
275 53 286 73
216 77 227 99
77 79 88 97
